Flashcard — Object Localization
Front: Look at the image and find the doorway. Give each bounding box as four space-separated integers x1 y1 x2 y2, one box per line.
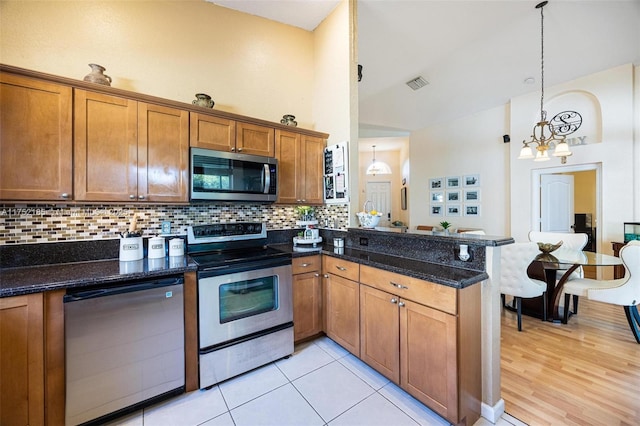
365 181 392 227
532 163 601 276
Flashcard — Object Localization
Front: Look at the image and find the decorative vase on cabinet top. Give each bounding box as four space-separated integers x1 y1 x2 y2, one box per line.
83 63 112 86
280 114 297 127
193 93 215 108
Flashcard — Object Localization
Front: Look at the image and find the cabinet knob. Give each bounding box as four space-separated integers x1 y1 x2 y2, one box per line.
237 147 243 152
231 147 236 152
61 193 69 199
314 273 320 277
138 195 145 200
391 298 398 304
129 194 136 199
398 301 406 307
323 274 330 278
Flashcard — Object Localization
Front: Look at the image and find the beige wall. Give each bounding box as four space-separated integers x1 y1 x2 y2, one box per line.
0 0 316 127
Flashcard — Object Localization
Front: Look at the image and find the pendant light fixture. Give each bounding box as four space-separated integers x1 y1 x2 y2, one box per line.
518 1 573 164
365 145 392 176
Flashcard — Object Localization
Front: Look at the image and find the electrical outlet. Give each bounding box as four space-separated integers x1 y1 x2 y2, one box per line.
161 221 172 235
359 237 368 246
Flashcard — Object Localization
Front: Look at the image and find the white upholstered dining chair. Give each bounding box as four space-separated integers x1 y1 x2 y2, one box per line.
500 242 548 331
528 231 588 313
561 240 640 343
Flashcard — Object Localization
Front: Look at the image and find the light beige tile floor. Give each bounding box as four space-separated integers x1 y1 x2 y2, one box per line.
105 336 525 426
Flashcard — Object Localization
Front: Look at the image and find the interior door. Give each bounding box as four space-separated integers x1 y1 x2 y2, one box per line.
540 174 574 232
366 181 392 227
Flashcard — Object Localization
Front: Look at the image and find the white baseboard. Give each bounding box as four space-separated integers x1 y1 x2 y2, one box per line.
481 398 505 424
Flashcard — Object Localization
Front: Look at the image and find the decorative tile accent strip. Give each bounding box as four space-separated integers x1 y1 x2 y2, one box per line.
0 203 349 245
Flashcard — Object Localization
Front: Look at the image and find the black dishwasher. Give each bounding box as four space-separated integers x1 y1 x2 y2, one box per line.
64 275 185 426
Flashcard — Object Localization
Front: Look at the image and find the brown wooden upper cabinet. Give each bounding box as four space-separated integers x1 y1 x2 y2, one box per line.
0 72 73 201
190 113 275 157
74 90 189 202
275 130 324 205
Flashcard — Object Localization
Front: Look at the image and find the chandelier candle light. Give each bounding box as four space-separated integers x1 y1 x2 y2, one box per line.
518 1 573 164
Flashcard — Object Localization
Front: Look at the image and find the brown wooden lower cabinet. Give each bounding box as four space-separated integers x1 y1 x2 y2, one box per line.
323 273 360 357
1 293 45 426
292 256 323 342
358 265 481 426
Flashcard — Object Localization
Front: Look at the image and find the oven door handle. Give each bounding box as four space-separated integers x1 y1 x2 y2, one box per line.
262 164 271 194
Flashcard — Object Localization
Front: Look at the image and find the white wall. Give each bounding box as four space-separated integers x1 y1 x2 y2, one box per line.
0 0 316 127
510 64 636 249
409 105 510 235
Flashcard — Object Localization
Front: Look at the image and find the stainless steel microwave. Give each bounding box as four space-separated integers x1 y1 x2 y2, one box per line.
190 148 278 202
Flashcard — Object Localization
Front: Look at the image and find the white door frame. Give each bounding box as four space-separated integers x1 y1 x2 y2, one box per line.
531 162 602 251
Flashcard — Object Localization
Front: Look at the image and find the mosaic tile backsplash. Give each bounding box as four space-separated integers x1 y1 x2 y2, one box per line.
0 203 349 245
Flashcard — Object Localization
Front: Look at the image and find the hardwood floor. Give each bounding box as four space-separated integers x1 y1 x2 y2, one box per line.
501 297 640 425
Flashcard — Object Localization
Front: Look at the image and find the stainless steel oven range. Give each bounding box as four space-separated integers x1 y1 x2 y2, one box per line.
187 222 293 389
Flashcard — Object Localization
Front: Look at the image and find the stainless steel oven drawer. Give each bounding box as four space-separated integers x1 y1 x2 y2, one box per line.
199 325 293 388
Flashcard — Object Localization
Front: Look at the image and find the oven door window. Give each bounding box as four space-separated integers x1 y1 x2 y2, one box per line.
219 276 278 323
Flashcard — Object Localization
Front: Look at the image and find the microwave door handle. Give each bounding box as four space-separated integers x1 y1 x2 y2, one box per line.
262 164 271 194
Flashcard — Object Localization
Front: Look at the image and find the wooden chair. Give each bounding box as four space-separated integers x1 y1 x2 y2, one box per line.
561 241 640 342
500 242 548 331
416 225 434 231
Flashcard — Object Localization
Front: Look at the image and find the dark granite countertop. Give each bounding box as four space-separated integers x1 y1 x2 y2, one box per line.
271 243 488 289
0 256 198 298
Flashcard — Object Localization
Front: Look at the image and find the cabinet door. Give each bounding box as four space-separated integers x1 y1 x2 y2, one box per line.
400 298 458 422
301 135 325 204
0 73 72 201
324 274 360 356
74 90 138 201
275 130 301 204
237 122 275 157
360 285 400 383
293 271 323 342
190 113 235 151
0 293 44 426
138 103 189 202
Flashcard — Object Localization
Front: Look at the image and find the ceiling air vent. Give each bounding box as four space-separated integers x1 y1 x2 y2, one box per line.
406 76 429 91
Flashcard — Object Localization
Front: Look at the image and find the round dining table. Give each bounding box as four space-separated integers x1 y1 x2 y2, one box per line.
525 247 624 323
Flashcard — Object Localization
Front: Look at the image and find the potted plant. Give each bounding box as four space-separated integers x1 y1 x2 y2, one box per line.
439 221 452 233
295 206 315 222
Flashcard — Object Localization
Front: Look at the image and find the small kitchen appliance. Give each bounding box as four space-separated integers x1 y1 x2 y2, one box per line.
187 222 293 389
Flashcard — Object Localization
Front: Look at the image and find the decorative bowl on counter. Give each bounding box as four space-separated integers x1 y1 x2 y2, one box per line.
356 212 382 228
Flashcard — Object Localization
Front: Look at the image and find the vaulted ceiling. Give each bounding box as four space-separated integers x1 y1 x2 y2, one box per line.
209 1 640 137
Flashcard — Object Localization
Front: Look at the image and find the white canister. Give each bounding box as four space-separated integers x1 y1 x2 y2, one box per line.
148 237 166 259
169 238 184 257
333 237 344 248
119 236 143 261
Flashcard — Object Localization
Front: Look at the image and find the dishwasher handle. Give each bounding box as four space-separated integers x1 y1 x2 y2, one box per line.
64 275 184 302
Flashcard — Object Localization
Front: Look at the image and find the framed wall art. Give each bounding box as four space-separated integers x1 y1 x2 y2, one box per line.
446 190 461 202
430 191 444 203
429 177 444 190
463 174 480 187
446 176 461 188
464 204 481 217
446 204 461 216
464 189 481 202
430 205 443 216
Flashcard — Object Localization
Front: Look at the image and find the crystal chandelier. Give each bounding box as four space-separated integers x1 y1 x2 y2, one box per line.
518 1 572 164
365 145 392 176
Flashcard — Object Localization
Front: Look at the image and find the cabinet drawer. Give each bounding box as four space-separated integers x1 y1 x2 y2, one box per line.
360 265 457 315
323 256 359 282
293 255 321 274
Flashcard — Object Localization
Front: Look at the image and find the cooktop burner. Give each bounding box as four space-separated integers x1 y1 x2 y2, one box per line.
187 222 290 268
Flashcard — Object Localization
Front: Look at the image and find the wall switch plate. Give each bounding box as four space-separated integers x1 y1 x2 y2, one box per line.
359 237 368 246
161 221 171 235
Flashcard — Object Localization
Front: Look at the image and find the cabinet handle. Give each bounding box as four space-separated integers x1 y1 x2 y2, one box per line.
390 281 408 290
138 195 145 200
398 301 406 307
301 263 310 267
129 194 136 199
336 266 347 271
390 298 398 304
61 193 69 199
